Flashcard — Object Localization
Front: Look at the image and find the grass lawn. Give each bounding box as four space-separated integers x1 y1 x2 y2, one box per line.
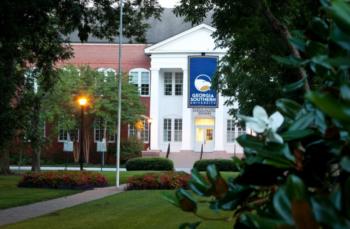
0 171 237 210
0 175 78 210
3 190 233 229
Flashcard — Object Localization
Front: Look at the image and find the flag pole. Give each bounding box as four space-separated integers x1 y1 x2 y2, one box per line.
116 0 123 188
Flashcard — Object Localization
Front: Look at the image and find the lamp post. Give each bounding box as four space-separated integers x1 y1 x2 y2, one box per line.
78 97 88 171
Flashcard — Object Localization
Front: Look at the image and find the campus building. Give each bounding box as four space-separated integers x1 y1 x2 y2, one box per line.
55 9 244 164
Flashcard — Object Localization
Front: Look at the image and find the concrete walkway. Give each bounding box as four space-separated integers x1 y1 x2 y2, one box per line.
0 185 126 226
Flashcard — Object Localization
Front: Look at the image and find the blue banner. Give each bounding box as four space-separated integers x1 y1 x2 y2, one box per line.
188 56 218 108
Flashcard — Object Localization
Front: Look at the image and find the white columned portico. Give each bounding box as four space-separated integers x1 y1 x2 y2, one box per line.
181 67 192 151
150 67 160 150
214 93 225 152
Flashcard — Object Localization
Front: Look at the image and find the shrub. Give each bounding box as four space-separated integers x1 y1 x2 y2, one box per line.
127 172 190 190
126 157 174 171
193 159 238 171
171 2 350 228
18 171 108 190
120 137 143 164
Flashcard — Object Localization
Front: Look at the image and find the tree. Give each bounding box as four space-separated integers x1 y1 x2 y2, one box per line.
174 0 319 116
42 66 145 164
0 0 162 174
169 1 350 228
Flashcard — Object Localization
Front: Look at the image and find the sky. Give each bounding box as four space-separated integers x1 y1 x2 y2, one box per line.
158 0 179 8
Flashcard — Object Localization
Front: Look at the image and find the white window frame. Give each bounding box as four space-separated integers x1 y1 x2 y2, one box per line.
163 72 183 96
174 119 182 142
58 128 79 143
227 119 236 143
163 118 172 142
128 120 149 143
128 68 150 96
93 117 115 143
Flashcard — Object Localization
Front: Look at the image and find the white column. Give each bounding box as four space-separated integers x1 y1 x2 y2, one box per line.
181 67 192 151
150 68 160 150
214 93 225 152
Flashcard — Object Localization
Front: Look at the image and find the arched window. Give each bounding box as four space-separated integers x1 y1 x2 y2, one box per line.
128 68 150 96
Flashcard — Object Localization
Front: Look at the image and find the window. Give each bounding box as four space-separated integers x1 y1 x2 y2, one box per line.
141 72 150 96
140 120 149 143
164 72 172 95
128 120 149 143
163 119 172 141
227 120 235 143
94 117 115 142
237 124 246 137
128 124 137 138
227 120 246 143
175 73 183 95
58 128 79 142
128 69 150 96
174 119 182 142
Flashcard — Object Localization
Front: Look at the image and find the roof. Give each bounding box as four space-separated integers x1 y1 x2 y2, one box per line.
69 8 212 44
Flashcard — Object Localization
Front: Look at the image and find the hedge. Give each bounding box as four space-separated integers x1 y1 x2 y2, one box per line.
127 172 190 190
193 159 238 171
18 171 108 190
126 157 174 171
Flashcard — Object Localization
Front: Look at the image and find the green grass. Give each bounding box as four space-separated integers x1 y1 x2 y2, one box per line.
3 190 233 229
0 175 79 209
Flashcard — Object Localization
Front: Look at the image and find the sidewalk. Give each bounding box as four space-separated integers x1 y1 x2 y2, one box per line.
9 166 191 173
0 185 126 226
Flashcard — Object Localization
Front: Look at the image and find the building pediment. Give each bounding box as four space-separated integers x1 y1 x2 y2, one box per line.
145 24 227 54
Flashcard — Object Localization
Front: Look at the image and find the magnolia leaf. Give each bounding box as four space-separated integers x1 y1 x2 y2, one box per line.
276 98 302 119
283 77 307 93
176 189 197 213
340 156 350 172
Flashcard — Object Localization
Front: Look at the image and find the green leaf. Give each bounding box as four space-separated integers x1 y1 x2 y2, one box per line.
327 0 350 35
331 24 350 51
289 112 315 131
236 134 265 153
176 189 198 213
283 77 307 93
206 164 220 183
311 196 350 229
305 41 328 56
162 192 179 208
272 55 307 67
340 156 350 172
273 175 307 225
340 84 350 101
306 91 350 122
189 169 211 196
276 98 302 119
344 177 350 218
310 17 329 39
179 221 201 229
281 129 315 141
289 37 306 52
238 213 286 228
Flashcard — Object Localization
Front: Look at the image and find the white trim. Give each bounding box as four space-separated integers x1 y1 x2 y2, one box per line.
145 24 217 54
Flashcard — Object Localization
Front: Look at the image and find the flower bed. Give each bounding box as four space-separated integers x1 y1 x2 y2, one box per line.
127 172 190 190
18 171 108 190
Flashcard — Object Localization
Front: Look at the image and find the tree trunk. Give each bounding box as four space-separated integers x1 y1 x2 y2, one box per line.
0 147 11 175
31 99 41 172
260 0 310 92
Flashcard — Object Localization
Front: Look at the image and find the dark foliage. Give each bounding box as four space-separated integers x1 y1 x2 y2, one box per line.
126 157 174 171
193 159 238 172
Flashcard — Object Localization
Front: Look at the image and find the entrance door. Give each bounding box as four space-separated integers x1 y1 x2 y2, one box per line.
195 127 214 152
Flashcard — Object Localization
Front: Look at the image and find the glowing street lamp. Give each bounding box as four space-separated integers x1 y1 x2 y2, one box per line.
77 96 88 171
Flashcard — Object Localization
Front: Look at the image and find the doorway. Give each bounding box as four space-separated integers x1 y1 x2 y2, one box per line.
194 118 215 152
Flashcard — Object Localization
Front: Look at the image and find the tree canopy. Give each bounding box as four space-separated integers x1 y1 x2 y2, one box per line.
0 0 162 174
175 0 320 116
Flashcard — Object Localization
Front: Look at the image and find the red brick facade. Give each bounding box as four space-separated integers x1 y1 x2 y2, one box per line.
46 43 151 164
